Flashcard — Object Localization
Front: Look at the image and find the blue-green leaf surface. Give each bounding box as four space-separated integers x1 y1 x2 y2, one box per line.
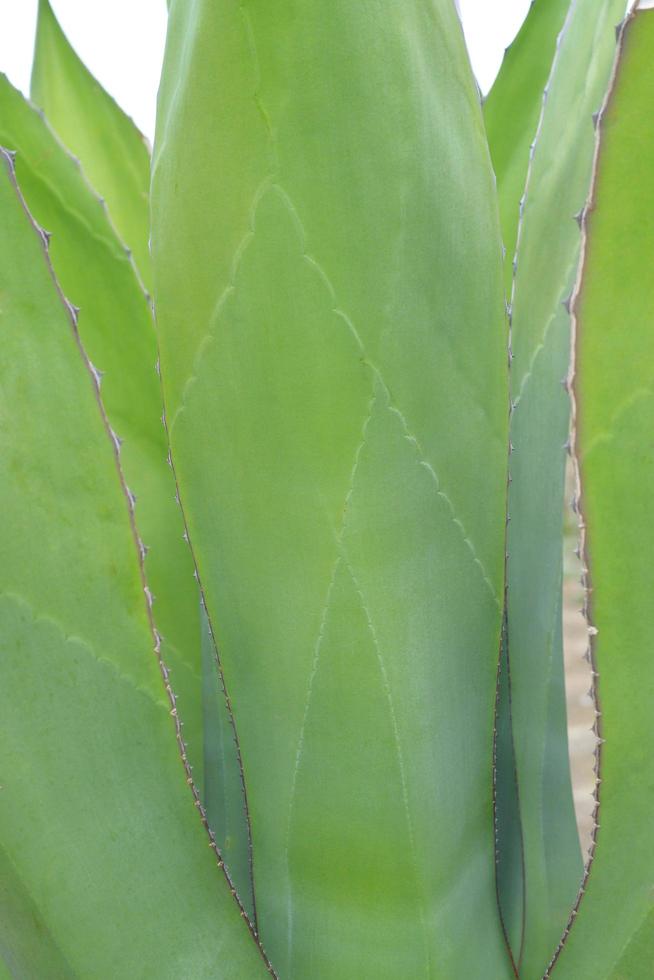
152 2 511 976
0 147 271 977
0 76 254 915
487 1 627 973
550 8 654 975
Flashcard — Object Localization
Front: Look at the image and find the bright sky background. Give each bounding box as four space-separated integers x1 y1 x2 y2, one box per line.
0 0 533 141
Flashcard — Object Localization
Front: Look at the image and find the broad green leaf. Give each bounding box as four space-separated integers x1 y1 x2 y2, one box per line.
486 0 628 973
484 0 571 296
0 149 271 977
31 0 152 290
550 9 654 975
152 2 511 976
0 75 254 918
484 10 574 951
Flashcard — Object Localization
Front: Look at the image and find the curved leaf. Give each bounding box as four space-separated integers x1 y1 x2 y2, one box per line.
30 0 151 289
0 74 254 919
484 5 569 948
550 8 654 975
0 149 271 976
488 0 627 972
484 0 571 296
152 2 511 976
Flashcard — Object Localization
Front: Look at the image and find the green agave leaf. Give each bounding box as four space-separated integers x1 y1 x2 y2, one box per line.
31 0 152 290
549 8 654 975
484 0 571 297
0 75 254 919
486 0 628 973
152 2 511 976
0 149 271 977
484 0 575 965
481 7 580 959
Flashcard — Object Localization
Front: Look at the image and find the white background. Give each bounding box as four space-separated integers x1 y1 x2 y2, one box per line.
0 0 532 141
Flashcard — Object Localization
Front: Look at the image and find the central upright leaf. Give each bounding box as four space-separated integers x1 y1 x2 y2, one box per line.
152 2 509 976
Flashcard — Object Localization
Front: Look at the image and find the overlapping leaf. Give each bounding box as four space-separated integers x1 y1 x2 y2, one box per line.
0 72 255 919
152 2 511 975
484 0 571 296
485 1 627 973
551 8 654 974
31 0 151 288
0 148 270 977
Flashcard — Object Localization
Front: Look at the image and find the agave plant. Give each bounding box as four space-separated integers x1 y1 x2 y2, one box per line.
0 0 652 976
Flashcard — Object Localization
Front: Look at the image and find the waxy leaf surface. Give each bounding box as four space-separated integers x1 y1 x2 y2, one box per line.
152 2 511 976
0 149 270 976
31 0 152 288
487 0 627 972
485 0 571 296
554 9 654 975
0 76 254 913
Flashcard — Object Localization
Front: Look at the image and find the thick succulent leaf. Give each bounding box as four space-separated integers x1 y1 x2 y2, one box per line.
486 0 575 963
486 0 628 973
550 8 654 975
0 75 191 734
152 2 511 976
30 0 151 289
0 150 271 977
0 75 254 917
484 0 571 296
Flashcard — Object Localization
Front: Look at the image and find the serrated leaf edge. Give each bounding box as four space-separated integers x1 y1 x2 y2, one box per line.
542 7 640 976
0 145 277 979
